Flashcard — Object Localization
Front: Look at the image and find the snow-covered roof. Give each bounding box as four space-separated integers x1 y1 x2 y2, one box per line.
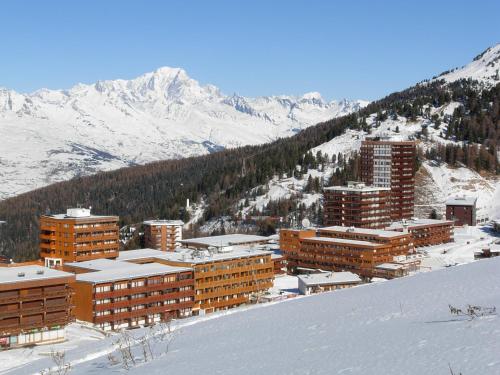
445 196 477 206
0 265 74 285
386 219 454 230
179 234 269 248
303 236 381 247
375 263 405 271
118 247 272 265
65 258 125 271
143 220 184 226
298 272 361 286
76 262 191 284
324 183 390 193
319 226 405 238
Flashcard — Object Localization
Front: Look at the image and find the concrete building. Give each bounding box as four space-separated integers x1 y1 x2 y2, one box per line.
360 137 416 220
143 220 184 252
66 259 194 331
117 247 274 315
0 265 75 349
386 219 454 247
40 208 119 267
446 196 477 226
297 272 362 295
323 182 391 229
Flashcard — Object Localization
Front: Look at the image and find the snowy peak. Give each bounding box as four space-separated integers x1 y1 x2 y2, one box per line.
437 43 500 85
0 67 367 199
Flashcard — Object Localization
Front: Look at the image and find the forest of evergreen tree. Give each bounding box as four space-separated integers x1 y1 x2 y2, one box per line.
0 79 498 261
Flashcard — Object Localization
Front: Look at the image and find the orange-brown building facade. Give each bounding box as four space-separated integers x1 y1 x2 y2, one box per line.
280 227 413 278
40 208 119 266
67 260 194 331
143 220 184 252
360 138 416 221
386 219 454 247
0 266 75 349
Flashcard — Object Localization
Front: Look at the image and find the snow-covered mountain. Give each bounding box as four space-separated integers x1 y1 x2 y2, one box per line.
0 68 367 199
435 43 500 85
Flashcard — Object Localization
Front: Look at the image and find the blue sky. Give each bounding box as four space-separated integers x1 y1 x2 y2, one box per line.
0 0 498 100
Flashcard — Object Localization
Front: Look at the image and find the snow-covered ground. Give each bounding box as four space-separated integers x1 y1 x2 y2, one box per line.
3 256 500 375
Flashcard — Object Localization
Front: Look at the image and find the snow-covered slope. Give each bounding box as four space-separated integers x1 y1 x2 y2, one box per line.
0 68 367 199
3 257 499 375
436 43 500 85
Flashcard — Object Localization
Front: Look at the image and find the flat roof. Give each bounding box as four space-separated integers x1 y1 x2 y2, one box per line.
118 247 272 265
76 262 191 284
43 214 118 220
445 196 477 206
0 265 74 285
179 234 269 248
65 258 125 271
375 263 405 270
386 219 454 230
144 220 184 226
319 226 405 238
324 185 390 192
298 272 361 286
303 236 381 247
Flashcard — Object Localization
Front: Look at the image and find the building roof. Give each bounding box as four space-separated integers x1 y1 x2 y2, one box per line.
76 262 191 284
445 196 477 206
324 183 390 193
117 247 272 265
179 234 269 248
386 218 454 231
0 265 74 285
375 263 405 271
303 236 381 247
65 258 125 271
319 226 405 238
298 272 361 286
143 220 184 226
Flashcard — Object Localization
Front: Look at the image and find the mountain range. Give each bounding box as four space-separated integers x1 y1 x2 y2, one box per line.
0 69 367 199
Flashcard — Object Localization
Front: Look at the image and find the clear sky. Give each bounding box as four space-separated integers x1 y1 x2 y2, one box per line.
0 0 498 100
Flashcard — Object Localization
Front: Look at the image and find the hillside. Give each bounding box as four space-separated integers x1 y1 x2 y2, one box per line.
0 45 499 261
2 257 499 375
0 67 366 199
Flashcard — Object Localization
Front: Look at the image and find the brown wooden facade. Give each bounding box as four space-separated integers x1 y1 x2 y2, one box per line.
323 183 391 229
360 139 416 221
386 220 454 247
72 269 195 331
127 251 275 314
144 220 183 252
280 227 413 278
40 212 119 265
0 266 75 348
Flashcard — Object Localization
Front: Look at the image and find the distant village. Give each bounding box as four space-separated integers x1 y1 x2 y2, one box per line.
0 137 498 350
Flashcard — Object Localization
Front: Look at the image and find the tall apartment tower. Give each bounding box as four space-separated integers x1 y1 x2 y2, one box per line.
40 208 119 267
323 182 391 229
360 138 416 220
143 220 184 251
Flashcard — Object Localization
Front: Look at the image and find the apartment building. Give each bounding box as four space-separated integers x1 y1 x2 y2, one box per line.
280 227 413 277
40 208 119 267
117 247 274 315
144 220 184 252
360 137 416 220
297 271 362 295
445 196 477 226
323 182 391 229
386 219 454 247
0 265 75 349
67 259 194 331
